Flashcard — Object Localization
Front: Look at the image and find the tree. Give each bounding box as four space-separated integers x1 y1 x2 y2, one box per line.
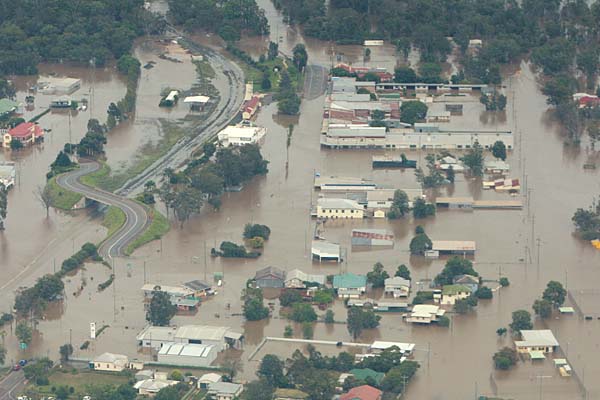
510 310 533 334
347 307 380 339
366 262 389 288
284 325 293 337
412 197 436 219
409 232 432 255
380 361 420 393
541 74 576 105
298 368 336 400
33 185 51 218
0 183 7 230
258 354 287 387
492 141 507 161
243 223 271 240
434 257 478 286
290 303 317 323
475 287 493 299
261 72 272 90
496 327 507 336
243 287 269 321
55 386 70 400
10 139 23 150
533 299 552 319
454 296 477 314
0 345 5 365
302 322 314 339
59 344 73 361
15 321 32 345
324 310 335 323
172 187 203 228
292 44 308 71
499 277 510 287
279 289 303 307
394 66 417 83
400 101 428 125
146 290 177 326
395 264 411 280
493 347 518 370
155 386 182 400
446 165 455 183
169 370 184 381
268 41 279 60
387 190 409 219
242 380 275 400
542 280 566 307
461 141 484 176
36 274 64 301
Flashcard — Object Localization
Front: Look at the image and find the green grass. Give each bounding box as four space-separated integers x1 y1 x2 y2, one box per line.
101 206 126 239
79 161 115 191
193 59 216 79
46 176 83 210
31 370 129 396
125 205 170 255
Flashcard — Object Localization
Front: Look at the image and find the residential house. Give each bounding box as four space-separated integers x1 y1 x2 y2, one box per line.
431 240 476 255
183 280 214 297
2 122 44 148
157 342 217 367
136 325 243 351
217 125 266 147
0 162 16 189
351 229 394 247
92 353 129 372
384 277 411 298
141 284 195 300
369 341 415 356
134 370 154 382
452 274 479 293
515 330 559 354
254 266 286 288
311 240 342 262
333 273 367 299
170 297 200 312
274 388 309 400
406 304 446 324
440 285 472 305
339 385 382 400
284 269 326 289
198 373 222 389
349 368 384 385
134 379 178 396
242 96 260 120
207 382 243 400
316 198 364 219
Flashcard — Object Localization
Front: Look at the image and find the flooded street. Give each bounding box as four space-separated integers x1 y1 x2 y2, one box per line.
1 2 599 399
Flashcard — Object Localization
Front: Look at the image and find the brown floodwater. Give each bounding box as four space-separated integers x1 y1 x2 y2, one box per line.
1 3 600 399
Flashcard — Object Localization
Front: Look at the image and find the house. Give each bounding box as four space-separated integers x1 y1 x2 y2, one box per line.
157 342 217 367
384 277 411 298
135 370 154 382
242 96 261 120
285 269 326 289
452 274 479 292
316 198 364 219
333 273 367 298
255 266 286 288
198 373 222 389
207 382 243 400
406 304 446 324
39 77 81 94
369 341 415 356
274 388 309 400
349 368 384 385
136 325 243 351
311 240 342 262
339 385 382 400
183 280 214 297
134 379 178 396
514 330 559 354
170 296 200 312
426 110 451 123
92 353 129 372
217 125 266 147
141 283 196 300
2 122 44 148
431 240 476 255
440 285 471 305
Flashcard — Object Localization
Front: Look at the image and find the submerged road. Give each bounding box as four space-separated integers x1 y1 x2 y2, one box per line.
0 372 25 400
56 161 149 259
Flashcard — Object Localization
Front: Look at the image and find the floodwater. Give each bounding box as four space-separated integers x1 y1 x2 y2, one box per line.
1 3 600 400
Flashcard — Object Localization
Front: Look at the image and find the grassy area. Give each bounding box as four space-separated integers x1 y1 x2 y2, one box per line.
101 206 126 239
30 370 129 397
125 205 170 255
194 59 216 79
46 176 83 210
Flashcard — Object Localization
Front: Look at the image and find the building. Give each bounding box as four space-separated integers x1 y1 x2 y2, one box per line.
141 284 195 300
351 229 394 247
217 125 266 147
406 304 446 324
316 198 364 219
183 95 210 111
339 385 382 400
92 353 129 372
333 273 367 298
207 382 243 400
384 277 411 298
431 240 476 255
134 379 178 396
452 274 479 292
49 97 72 108
171 297 200 311
284 269 326 289
366 188 423 212
0 99 18 117
198 373 222 389
274 388 309 400
440 285 472 305
157 342 217 367
514 330 559 354
484 160 510 174
242 96 260 120
183 280 214 297
372 155 417 168
311 240 342 262
255 266 286 288
2 122 44 148
135 370 154 382
0 162 16 189
39 77 81 94
369 341 415 355
426 110 451 122
313 176 377 191
349 369 384 385
136 325 243 351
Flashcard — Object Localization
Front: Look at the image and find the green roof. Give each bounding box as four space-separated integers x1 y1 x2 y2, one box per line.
349 368 384 384
0 99 18 115
529 350 545 360
333 273 367 289
442 284 471 295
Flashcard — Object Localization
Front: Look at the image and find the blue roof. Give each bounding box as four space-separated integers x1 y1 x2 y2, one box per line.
333 273 367 289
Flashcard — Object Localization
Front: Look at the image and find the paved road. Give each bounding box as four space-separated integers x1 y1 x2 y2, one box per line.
56 161 149 259
0 372 25 400
303 65 328 100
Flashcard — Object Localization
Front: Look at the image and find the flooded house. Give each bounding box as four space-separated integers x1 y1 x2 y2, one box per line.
316 198 364 219
254 266 286 288
384 277 411 298
311 240 342 262
1 122 44 148
440 285 472 305
514 330 560 354
284 269 326 289
136 325 243 351
217 124 266 147
333 273 368 299
406 305 446 324
91 352 129 372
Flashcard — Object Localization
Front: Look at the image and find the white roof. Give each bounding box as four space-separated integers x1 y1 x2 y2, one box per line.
134 379 177 392
184 95 210 103
432 240 476 251
176 325 231 341
370 341 415 353
200 373 222 383
516 330 559 347
317 197 363 210
94 352 128 364
311 241 341 257
218 125 263 139
158 342 214 358
411 304 440 317
286 269 326 285
141 284 195 297
384 277 411 288
136 326 177 342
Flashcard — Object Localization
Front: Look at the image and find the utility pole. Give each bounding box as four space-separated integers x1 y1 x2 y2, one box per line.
536 237 541 271
143 261 147 284
204 240 208 282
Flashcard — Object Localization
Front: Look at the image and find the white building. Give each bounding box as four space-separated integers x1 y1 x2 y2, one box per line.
285 269 326 288
316 198 364 219
515 330 559 354
366 188 423 211
136 325 243 351
92 353 129 372
311 240 342 262
198 373 222 389
406 305 446 324
384 277 411 298
217 125 266 147
134 379 178 396
141 284 195 300
208 382 244 400
440 285 472 305
369 341 415 356
157 342 217 367
39 77 81 94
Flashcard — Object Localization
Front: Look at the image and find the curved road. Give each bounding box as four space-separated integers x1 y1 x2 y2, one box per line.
56 161 149 259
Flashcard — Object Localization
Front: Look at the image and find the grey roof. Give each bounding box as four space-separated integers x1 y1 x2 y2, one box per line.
208 382 243 395
176 325 231 341
384 277 411 288
286 269 326 285
317 198 363 210
255 266 286 281
328 126 386 138
184 280 212 291
516 330 559 347
453 274 479 285
94 352 128 364
158 342 215 358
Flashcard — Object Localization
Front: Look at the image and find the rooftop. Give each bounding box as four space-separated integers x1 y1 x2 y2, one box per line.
432 240 476 252
274 388 309 399
333 273 367 289
8 122 43 138
199 373 222 383
218 125 264 139
442 284 471 295
384 277 411 288
370 341 415 353
255 266 286 281
516 330 559 347
94 352 128 364
286 269 326 285
176 325 232 341
317 197 363 210
339 385 382 400
349 368 384 384
208 382 243 395
311 240 341 257
158 342 214 358
0 98 18 115
184 280 212 291
184 95 210 103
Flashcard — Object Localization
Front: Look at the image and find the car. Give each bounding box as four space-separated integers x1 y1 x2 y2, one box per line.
18 359 27 366
12 364 21 371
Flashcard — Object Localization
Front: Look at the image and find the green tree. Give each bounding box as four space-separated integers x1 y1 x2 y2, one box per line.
36 274 64 301
541 74 576 105
292 44 308 71
23 358 53 385
380 361 420 393
258 354 287 387
434 257 478 286
324 309 335 323
15 321 32 345
475 287 493 299
59 344 73 361
279 289 303 307
155 386 182 400
412 197 436 219
493 347 518 370
313 289 334 304
172 187 203 228
542 280 566 307
243 287 269 321
290 303 317 323
395 264 411 280
409 232 432 255
400 101 428 125
9 139 23 150
55 386 69 400
387 189 409 219
533 299 552 319
510 310 533 334
268 41 279 60
454 296 477 314
461 141 484 176
242 380 275 400
491 141 507 160
347 307 380 339
446 165 455 183
0 183 7 230
394 66 417 83
419 62 443 83
366 262 389 288
261 72 272 90
284 325 293 337
0 345 5 365
302 322 314 339
496 327 507 336
146 290 177 326
499 277 510 287
243 224 271 240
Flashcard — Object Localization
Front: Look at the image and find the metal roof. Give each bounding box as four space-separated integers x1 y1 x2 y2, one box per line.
333 273 367 289
517 330 559 347
384 277 411 288
317 197 363 210
442 284 471 295
432 240 476 251
208 382 243 395
255 266 286 281
311 241 341 257
175 325 231 341
370 341 415 353
184 280 212 291
158 342 214 358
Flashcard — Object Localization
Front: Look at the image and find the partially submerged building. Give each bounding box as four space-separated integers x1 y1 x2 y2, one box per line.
157 342 217 367
284 269 326 288
430 240 476 256
384 277 411 298
514 330 559 354
136 325 243 351
333 273 367 298
311 240 342 262
406 304 446 324
351 228 394 247
254 266 286 288
440 285 472 305
2 122 44 148
91 353 129 372
316 198 364 219
217 125 266 147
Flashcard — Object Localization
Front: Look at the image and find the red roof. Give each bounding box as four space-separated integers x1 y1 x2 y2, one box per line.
243 96 260 113
339 385 382 400
9 122 43 138
579 96 600 107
